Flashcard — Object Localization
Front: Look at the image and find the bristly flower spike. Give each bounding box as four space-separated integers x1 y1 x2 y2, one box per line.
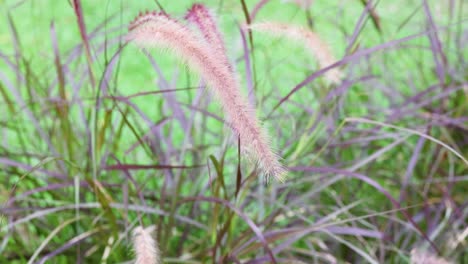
127 11 286 182
185 3 232 72
132 225 160 264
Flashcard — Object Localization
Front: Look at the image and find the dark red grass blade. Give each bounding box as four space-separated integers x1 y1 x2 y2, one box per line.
71 0 95 87
250 0 271 21
239 0 252 45
235 136 242 198
102 163 204 170
346 0 381 55
359 0 382 33
50 22 66 103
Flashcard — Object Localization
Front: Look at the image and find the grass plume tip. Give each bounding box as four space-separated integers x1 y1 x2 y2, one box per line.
127 11 286 182
132 225 160 264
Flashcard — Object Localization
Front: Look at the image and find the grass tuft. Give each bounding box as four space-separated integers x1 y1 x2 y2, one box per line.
0 0 466 263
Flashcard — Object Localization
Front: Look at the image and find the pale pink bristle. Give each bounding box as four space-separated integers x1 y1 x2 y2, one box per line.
127 10 286 182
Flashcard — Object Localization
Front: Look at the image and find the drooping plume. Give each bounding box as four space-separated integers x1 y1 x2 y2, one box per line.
127 11 286 182
248 22 342 84
185 4 232 72
132 226 160 264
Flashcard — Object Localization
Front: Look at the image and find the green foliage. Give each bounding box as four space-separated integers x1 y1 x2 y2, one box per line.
0 0 467 263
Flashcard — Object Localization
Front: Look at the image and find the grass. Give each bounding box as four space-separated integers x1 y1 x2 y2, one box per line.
0 0 467 263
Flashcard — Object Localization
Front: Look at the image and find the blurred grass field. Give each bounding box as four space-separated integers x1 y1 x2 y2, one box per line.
0 0 467 263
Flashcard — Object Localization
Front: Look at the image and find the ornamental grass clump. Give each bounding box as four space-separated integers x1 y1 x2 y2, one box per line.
127 9 286 182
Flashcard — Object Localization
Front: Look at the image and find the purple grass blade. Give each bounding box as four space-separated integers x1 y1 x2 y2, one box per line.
8 181 85 204
64 14 120 66
399 134 427 203
146 54 190 137
96 46 122 109
35 228 102 264
289 166 441 253
124 117 170 155
423 0 447 87
0 73 66 172
250 0 271 21
1 203 207 231
0 157 66 180
345 0 378 55
269 30 429 116
179 196 277 263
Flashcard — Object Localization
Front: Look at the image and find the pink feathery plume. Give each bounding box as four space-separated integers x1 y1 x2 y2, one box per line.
127 11 286 182
185 3 231 71
132 226 160 264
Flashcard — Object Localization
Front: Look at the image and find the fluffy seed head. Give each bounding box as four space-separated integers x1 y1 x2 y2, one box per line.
132 225 160 264
185 3 232 73
127 11 286 182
